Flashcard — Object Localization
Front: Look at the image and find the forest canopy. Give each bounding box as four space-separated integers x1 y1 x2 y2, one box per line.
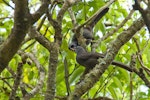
0 0 150 100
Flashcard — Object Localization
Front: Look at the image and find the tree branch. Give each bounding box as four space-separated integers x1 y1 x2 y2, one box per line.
45 43 59 100
133 68 150 88
0 0 30 73
94 10 134 49
18 51 45 99
64 57 71 95
76 0 115 30
9 63 23 100
45 1 81 99
31 0 49 24
28 28 52 51
133 0 150 32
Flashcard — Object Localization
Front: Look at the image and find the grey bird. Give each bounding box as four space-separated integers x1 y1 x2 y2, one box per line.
72 46 132 75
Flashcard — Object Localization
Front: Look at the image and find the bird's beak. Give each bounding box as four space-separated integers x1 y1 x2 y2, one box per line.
69 47 75 51
69 44 76 51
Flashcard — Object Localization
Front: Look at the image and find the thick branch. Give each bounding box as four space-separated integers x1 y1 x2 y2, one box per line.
133 0 150 32
0 0 50 73
0 0 30 73
55 0 80 44
45 43 59 100
57 0 80 24
29 28 52 51
31 0 49 24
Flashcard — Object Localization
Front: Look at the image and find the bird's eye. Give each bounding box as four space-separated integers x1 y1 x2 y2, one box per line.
71 44 75 48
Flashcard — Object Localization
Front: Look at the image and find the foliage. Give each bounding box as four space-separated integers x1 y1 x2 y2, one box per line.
0 0 150 100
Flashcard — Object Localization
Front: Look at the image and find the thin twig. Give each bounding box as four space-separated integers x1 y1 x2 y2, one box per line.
2 0 14 9
94 10 134 48
64 57 71 95
9 63 23 99
76 0 115 30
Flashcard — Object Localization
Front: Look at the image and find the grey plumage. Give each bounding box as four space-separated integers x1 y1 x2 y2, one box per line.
74 46 104 69
74 46 133 74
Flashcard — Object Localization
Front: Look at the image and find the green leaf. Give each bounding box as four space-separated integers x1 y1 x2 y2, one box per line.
69 66 84 84
108 86 118 100
113 77 122 91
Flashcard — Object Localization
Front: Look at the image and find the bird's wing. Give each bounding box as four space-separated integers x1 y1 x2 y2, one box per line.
89 52 105 58
77 52 104 60
77 52 92 61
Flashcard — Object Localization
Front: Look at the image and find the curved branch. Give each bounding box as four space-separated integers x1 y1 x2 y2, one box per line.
57 0 80 24
133 68 150 88
18 51 45 99
31 0 49 24
28 28 52 51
